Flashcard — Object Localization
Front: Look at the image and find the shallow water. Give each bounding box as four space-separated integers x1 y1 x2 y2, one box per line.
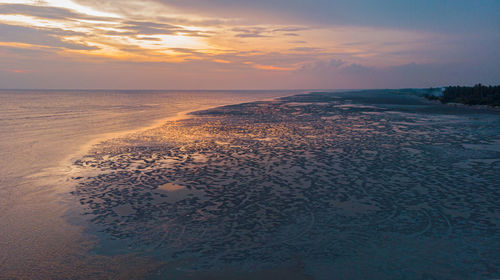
69 90 500 279
0 90 296 279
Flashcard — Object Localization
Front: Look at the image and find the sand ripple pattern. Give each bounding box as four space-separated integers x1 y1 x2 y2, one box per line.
72 91 500 279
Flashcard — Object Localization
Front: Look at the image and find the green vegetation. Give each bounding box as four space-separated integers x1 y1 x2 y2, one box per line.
425 84 500 107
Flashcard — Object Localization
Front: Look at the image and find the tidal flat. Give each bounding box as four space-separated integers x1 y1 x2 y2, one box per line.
72 91 500 279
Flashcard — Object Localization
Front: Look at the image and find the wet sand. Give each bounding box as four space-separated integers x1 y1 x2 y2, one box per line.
0 90 296 279
72 90 500 279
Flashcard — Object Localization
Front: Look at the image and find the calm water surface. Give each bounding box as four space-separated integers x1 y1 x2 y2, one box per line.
1 90 498 279
0 90 297 279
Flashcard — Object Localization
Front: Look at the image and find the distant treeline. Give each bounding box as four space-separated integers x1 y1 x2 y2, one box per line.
426 84 500 106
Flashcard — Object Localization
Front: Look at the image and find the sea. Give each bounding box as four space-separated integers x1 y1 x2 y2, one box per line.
0 90 298 279
0 89 498 279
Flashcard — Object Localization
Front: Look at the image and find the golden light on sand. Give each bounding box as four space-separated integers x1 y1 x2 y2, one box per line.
158 183 185 192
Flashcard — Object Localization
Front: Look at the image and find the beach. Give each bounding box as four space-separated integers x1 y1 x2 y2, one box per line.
0 90 296 279
69 90 499 279
2 0 498 278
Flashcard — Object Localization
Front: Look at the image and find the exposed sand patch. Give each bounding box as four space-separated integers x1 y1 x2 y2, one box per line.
158 183 185 192
72 90 500 278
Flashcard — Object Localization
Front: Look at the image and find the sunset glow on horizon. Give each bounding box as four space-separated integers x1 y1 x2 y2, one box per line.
1 0 499 89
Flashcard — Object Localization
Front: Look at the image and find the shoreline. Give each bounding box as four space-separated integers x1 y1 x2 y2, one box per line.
440 101 500 111
60 91 301 183
70 89 500 278
423 98 500 112
0 91 301 280
57 87 498 180
58 86 498 179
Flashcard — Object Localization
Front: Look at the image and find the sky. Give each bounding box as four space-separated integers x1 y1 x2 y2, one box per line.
0 0 499 89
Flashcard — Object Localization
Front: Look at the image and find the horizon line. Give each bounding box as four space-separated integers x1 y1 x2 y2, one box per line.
0 87 447 92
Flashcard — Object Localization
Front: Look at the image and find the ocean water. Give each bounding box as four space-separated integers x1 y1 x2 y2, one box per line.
0 90 297 279
1 89 499 279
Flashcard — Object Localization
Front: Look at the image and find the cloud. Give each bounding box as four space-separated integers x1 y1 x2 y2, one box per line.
0 3 112 21
272 27 309 32
290 47 322 52
0 45 56 56
0 23 99 50
299 59 346 72
167 48 203 55
2 68 28 73
100 20 212 38
120 20 180 35
135 36 162 41
156 17 230 27
230 25 310 38
232 27 269 38
235 33 266 38
341 63 373 74
143 0 500 33
0 0 498 89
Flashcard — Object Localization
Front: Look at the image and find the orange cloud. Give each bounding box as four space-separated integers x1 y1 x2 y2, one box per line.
213 59 231 64
0 0 454 90
252 64 296 71
3 68 27 73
